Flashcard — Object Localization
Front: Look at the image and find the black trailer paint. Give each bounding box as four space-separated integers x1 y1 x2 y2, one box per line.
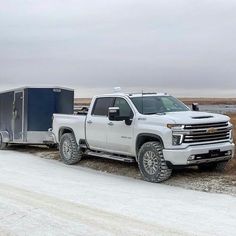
0 87 74 144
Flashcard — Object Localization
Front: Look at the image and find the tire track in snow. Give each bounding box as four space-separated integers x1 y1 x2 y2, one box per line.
0 183 193 236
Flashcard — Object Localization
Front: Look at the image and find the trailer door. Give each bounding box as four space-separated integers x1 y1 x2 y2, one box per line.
13 91 24 141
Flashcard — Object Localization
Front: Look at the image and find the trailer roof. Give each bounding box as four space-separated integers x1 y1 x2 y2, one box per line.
0 86 74 94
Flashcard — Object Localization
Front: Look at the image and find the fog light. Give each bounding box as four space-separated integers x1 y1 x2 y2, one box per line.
188 155 195 161
225 150 232 156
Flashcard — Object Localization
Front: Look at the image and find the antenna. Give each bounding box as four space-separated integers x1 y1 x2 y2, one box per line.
142 90 144 114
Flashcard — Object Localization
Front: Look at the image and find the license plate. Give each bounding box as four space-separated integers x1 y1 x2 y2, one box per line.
209 149 221 158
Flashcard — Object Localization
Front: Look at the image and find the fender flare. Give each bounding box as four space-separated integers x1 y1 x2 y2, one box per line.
58 127 75 142
135 133 164 159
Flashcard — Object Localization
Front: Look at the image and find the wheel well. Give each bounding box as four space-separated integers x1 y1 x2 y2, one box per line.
59 127 73 141
136 134 164 155
0 131 10 143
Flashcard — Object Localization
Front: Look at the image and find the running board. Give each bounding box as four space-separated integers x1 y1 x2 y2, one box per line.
85 151 135 163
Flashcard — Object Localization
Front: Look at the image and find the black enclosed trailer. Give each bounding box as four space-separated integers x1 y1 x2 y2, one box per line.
0 87 74 148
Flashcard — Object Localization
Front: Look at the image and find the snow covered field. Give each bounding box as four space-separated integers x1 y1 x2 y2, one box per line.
0 150 236 236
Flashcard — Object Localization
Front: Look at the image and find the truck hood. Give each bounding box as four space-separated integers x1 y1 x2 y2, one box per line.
154 111 230 125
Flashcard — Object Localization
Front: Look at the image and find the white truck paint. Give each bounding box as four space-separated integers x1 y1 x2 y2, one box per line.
52 93 235 182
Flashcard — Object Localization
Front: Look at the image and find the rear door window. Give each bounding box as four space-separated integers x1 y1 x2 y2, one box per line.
92 97 114 116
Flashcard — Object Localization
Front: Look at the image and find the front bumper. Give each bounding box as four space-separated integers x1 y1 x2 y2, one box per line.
163 142 235 166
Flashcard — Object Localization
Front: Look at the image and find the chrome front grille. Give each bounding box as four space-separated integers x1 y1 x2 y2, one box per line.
184 122 228 130
183 122 231 143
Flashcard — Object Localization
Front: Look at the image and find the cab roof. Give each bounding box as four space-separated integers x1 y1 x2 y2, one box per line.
93 92 170 99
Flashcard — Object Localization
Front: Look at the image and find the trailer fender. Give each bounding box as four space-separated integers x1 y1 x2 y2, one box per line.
0 131 10 143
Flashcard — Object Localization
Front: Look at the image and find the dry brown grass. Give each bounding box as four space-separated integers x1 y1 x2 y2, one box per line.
180 98 236 105
74 98 91 106
75 97 236 106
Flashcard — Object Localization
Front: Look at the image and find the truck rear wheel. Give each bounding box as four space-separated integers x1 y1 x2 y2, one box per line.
138 141 172 183
59 133 82 165
0 134 7 150
198 161 228 172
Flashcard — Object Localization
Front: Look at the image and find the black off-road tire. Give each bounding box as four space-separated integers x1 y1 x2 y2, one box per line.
0 134 7 150
198 161 228 172
138 141 172 183
59 133 83 165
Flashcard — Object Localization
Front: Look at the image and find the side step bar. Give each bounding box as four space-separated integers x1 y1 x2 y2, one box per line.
85 150 135 163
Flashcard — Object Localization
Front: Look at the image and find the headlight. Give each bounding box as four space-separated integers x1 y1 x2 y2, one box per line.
167 124 184 130
167 124 184 145
230 129 234 142
228 121 234 142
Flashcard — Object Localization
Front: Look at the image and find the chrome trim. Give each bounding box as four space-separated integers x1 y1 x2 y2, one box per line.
183 122 231 144
187 155 231 164
184 135 230 141
185 122 228 129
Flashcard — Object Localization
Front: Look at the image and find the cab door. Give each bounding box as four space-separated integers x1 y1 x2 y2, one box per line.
106 97 134 155
86 97 114 151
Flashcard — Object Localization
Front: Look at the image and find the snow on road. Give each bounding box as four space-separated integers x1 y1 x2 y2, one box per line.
0 150 235 236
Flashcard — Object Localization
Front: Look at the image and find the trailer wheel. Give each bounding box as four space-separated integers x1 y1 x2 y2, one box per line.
0 134 7 150
138 141 172 183
59 133 82 165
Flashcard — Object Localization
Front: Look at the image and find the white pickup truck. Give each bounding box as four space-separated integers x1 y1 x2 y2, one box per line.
52 92 235 182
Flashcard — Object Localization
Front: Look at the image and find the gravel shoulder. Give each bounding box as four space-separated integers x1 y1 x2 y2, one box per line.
8 145 236 197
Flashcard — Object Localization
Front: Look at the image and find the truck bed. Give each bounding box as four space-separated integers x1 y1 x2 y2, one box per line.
52 114 86 143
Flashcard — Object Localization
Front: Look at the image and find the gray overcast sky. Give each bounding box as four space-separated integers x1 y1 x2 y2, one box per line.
0 0 236 97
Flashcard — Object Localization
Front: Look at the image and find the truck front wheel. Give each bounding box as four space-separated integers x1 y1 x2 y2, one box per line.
0 134 7 150
138 141 172 183
59 133 83 165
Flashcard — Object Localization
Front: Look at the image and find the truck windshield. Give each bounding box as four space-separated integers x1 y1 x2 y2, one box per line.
130 96 189 114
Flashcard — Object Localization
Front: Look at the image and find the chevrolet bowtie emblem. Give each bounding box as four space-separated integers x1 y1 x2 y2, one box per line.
207 128 217 134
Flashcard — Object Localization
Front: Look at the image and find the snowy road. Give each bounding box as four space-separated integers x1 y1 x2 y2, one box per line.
0 151 235 236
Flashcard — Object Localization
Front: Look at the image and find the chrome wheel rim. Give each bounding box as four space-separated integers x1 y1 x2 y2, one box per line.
143 151 159 175
62 140 72 160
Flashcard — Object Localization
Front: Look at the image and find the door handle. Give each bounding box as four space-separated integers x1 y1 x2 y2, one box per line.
87 120 93 124
108 122 114 126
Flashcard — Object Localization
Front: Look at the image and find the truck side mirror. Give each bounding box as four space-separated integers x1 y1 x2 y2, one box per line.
192 103 199 111
108 107 133 126
108 107 120 121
